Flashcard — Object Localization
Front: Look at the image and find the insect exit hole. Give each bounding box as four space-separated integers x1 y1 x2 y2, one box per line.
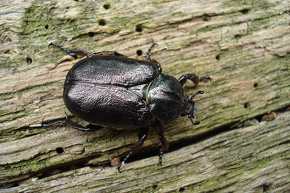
56 147 64 154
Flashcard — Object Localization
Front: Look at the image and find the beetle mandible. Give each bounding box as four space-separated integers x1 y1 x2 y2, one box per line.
44 42 210 171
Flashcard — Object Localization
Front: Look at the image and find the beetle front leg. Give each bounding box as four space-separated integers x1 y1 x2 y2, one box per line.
156 120 169 165
117 127 149 172
178 74 211 86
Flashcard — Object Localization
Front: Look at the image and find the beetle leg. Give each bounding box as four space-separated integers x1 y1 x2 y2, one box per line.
49 42 91 58
146 42 157 62
178 74 211 86
117 127 149 172
87 51 125 58
156 120 169 166
41 113 95 131
146 42 162 73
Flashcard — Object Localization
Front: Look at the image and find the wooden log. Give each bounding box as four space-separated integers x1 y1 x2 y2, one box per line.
1 0 289 192
13 111 290 192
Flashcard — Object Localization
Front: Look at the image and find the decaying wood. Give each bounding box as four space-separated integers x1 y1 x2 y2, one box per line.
1 0 290 192
12 111 290 192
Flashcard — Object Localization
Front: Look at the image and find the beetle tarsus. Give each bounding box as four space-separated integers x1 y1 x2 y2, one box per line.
117 128 148 172
117 162 123 172
178 74 211 86
146 42 158 62
188 91 204 125
178 74 199 86
200 76 211 82
87 51 125 58
41 113 92 131
158 149 163 166
146 42 162 73
155 120 169 166
49 42 91 58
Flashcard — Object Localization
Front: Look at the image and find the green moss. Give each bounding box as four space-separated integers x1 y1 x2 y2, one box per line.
195 25 215 34
222 0 277 10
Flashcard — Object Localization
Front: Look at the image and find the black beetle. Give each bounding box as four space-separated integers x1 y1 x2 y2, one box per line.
44 42 210 171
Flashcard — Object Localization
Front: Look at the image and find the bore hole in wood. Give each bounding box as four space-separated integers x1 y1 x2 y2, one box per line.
254 83 258 87
263 184 270 192
234 34 242 39
240 8 249 14
136 24 143 32
88 32 94 37
202 14 210 21
103 3 110 9
26 57 32 64
136 50 143 56
179 187 185 192
216 54 220 60
98 19 106 26
56 147 64 154
244 102 250 108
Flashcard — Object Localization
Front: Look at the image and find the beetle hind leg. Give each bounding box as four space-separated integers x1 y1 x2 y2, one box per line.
146 42 157 62
49 42 91 58
146 42 162 73
41 113 98 131
87 51 125 58
117 127 149 172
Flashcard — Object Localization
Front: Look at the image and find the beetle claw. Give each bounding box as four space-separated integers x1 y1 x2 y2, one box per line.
64 112 68 119
117 163 123 173
193 120 200 125
41 118 45 127
200 76 211 82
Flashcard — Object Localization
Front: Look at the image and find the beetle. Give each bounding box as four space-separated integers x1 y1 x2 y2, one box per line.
44 42 210 171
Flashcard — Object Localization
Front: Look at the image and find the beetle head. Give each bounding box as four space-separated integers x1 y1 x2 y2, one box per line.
180 91 204 125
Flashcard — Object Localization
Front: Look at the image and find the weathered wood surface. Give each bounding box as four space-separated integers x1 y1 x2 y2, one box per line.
1 0 290 192
9 111 290 192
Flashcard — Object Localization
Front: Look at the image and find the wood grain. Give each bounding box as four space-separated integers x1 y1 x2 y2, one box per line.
1 0 290 192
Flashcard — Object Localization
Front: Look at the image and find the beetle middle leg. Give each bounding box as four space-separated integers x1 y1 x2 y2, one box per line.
117 127 149 172
178 74 211 86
